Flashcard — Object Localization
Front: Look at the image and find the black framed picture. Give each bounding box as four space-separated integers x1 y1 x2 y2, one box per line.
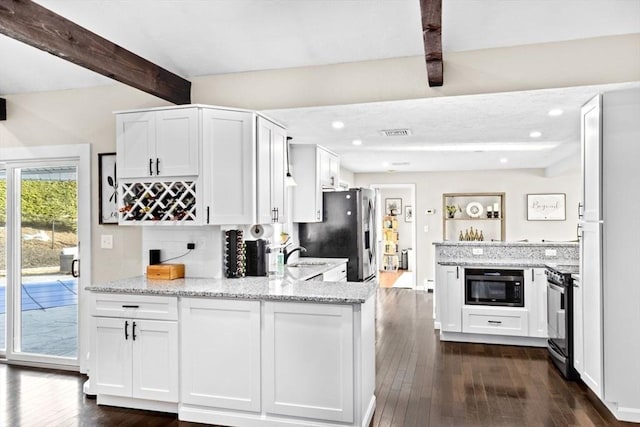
385 198 402 216
98 152 118 224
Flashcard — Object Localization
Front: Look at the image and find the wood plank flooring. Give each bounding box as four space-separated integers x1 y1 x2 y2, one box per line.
379 270 404 288
0 289 629 426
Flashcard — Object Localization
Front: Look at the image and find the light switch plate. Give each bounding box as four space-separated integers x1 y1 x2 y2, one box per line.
101 234 113 249
423 225 429 232
472 248 483 255
545 249 557 257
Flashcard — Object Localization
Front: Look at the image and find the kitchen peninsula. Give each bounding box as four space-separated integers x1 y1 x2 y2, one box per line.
434 241 578 346
86 270 376 427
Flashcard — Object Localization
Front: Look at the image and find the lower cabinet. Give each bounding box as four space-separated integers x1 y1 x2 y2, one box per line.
263 301 354 423
180 298 261 412
436 265 463 332
462 306 529 336
92 317 179 402
526 267 548 338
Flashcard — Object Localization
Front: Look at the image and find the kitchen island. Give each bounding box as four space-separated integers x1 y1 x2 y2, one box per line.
86 271 376 427
434 241 578 346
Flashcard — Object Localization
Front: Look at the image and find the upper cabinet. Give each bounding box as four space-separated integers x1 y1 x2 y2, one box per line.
256 116 287 224
115 106 286 226
442 192 505 241
290 145 340 223
117 108 199 179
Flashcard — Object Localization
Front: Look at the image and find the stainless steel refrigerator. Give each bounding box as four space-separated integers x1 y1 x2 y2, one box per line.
298 188 376 282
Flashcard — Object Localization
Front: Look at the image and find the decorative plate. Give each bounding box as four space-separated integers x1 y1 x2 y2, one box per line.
466 202 484 218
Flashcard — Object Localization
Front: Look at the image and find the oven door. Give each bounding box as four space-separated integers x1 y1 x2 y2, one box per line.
547 281 567 355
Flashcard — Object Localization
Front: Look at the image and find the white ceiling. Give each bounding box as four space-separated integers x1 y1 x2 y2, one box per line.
1 0 639 172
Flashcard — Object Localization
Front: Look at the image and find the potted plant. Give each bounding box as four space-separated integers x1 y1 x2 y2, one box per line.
446 205 459 219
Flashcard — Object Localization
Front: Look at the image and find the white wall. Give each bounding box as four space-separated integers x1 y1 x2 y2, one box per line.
0 34 634 285
355 167 580 287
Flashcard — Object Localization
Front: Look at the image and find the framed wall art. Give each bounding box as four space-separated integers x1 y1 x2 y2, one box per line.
527 193 566 221
385 198 402 216
98 152 118 224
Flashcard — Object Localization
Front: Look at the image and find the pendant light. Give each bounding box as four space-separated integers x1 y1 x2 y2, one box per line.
285 136 297 187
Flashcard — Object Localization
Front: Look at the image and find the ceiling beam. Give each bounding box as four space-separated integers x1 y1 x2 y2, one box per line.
0 0 191 104
419 0 443 87
0 97 6 120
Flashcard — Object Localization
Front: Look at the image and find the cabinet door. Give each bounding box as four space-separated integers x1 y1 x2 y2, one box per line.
319 148 340 189
155 108 199 177
580 221 603 397
271 124 287 224
581 95 601 222
291 145 322 222
437 265 462 332
526 268 548 338
116 112 156 178
202 109 255 224
92 317 132 397
131 319 179 402
180 299 261 412
263 302 354 423
256 117 273 224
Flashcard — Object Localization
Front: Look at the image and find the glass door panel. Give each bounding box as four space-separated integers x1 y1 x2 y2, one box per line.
16 166 78 359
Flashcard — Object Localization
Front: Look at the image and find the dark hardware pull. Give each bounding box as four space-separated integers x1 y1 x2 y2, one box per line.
578 202 584 218
149 158 153 176
577 224 582 240
122 305 139 308
206 206 210 224
156 158 160 175
456 266 459 279
532 269 534 282
488 320 502 325
132 322 137 341
71 259 79 278
271 207 278 223
124 320 129 340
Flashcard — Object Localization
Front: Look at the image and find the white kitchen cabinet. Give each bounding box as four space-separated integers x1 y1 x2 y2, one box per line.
526 267 548 338
290 144 340 222
436 265 462 332
257 116 287 224
180 298 261 412
90 294 179 403
322 262 348 282
263 301 354 422
462 306 529 337
117 107 199 179
201 109 256 225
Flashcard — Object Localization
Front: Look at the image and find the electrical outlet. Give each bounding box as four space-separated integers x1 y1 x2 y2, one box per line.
187 243 196 250
472 248 483 255
545 249 557 257
423 225 429 232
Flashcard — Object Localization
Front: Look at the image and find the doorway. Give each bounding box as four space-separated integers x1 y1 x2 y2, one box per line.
1 145 90 370
370 184 417 289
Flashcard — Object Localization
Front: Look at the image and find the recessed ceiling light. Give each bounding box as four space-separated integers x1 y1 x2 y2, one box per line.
529 131 542 138
382 161 390 167
548 109 564 117
352 139 362 146
331 121 345 129
500 158 508 164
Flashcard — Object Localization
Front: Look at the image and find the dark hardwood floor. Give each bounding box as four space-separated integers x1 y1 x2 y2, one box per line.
0 289 629 426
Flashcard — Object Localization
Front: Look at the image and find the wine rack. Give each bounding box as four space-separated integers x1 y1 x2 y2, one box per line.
119 181 197 223
224 229 246 278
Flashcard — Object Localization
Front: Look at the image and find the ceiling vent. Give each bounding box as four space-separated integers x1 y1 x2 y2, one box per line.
379 128 412 137
391 161 410 166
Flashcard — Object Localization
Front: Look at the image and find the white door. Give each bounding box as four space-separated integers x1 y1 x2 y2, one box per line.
155 108 199 177
256 117 273 224
271 124 287 224
131 319 179 402
581 95 601 222
438 266 463 332
93 316 132 397
526 268 548 338
116 112 156 178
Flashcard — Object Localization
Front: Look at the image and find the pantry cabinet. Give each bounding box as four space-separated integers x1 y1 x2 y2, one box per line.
290 144 340 222
116 107 199 179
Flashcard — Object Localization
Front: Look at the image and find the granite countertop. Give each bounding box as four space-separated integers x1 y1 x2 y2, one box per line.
86 258 373 304
438 259 579 271
434 241 579 247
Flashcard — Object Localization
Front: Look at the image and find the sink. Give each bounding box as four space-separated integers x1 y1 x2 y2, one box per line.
286 261 331 267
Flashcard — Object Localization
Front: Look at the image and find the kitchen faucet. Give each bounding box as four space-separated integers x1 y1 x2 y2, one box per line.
283 245 306 264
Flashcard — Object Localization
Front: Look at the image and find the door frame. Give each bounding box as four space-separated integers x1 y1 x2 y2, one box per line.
1 144 91 371
369 183 417 289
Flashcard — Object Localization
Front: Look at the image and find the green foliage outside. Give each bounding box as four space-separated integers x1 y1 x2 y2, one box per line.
0 180 77 231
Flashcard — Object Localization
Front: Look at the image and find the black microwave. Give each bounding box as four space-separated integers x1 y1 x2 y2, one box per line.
465 268 524 307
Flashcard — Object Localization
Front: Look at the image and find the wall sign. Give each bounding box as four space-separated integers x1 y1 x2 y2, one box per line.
98 152 118 224
527 193 566 221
